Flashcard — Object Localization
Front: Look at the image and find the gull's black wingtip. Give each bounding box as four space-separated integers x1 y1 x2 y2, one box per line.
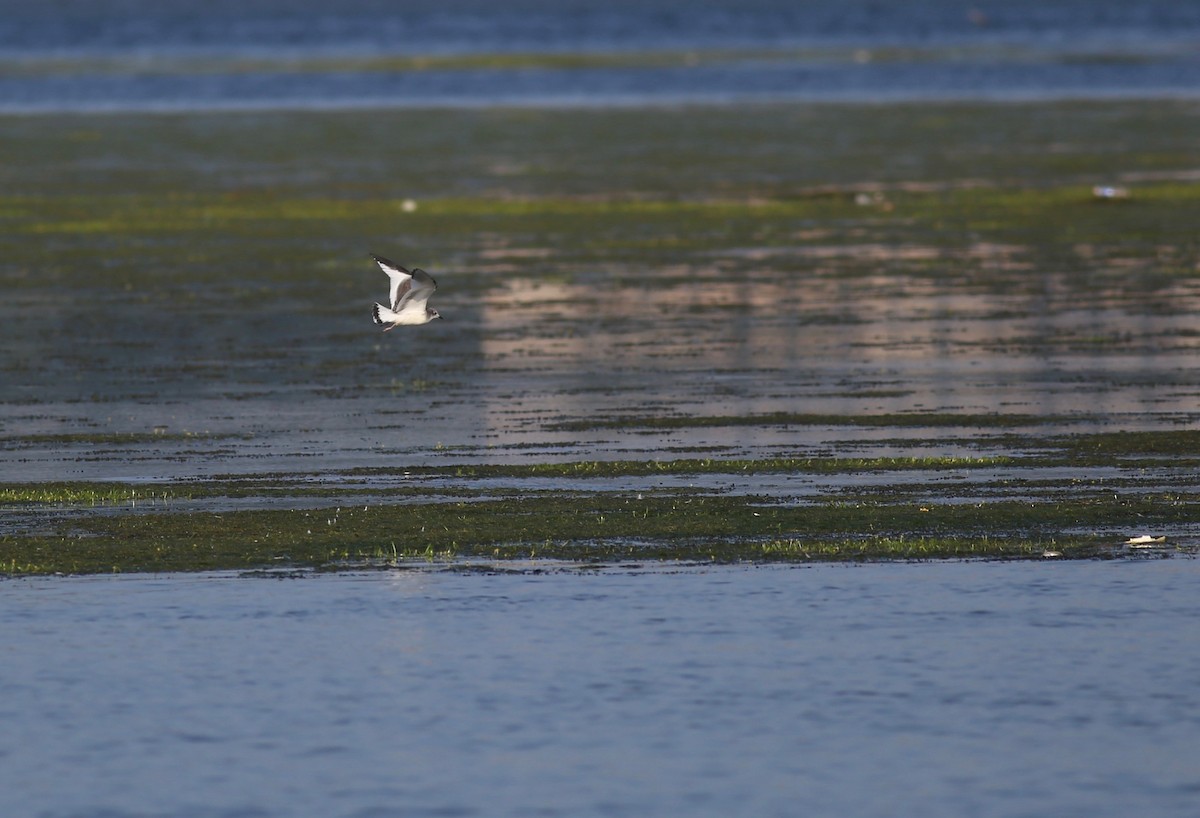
371 253 409 274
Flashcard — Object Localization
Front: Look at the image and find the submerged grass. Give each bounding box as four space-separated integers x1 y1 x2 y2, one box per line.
3 489 1195 575
13 43 1161 78
1056 429 1200 458
0 483 177 506
7 425 1199 574
355 455 1019 480
3 431 245 447
9 182 1199 250
548 412 1067 433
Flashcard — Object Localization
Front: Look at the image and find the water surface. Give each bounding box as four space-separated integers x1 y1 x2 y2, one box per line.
3 559 1198 818
2 0 1198 111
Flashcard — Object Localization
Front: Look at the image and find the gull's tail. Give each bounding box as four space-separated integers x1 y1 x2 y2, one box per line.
372 303 398 328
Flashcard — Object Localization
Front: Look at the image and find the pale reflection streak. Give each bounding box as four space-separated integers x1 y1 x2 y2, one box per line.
475 251 1200 442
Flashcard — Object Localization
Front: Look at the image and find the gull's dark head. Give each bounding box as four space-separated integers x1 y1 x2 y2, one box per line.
428 308 442 321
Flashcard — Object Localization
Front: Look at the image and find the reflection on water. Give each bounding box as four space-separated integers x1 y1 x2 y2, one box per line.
3 560 1199 818
3 230 1199 482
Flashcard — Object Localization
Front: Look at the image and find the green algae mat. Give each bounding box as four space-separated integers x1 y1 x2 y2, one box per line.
2 102 1199 573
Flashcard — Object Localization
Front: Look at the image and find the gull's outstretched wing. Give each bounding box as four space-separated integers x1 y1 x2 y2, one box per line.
372 254 413 311
403 268 439 310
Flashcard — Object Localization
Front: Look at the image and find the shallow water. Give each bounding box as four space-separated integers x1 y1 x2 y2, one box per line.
1 102 1198 532
2 559 1198 818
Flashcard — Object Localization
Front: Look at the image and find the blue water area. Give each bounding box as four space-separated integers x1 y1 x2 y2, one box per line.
1 0 1198 54
3 559 1198 818
0 0 1198 110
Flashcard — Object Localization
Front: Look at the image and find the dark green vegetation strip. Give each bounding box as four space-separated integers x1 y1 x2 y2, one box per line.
1 432 247 447
7 492 1191 575
357 454 1017 480
548 412 1066 432
8 183 1200 258
4 427 1198 506
6 428 1200 574
5 43 1151 78
359 429 1200 475
0 484 177 506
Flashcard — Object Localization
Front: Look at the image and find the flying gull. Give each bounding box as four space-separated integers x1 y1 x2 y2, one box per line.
369 254 441 329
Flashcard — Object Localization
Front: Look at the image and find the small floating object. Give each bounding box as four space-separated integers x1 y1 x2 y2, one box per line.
1125 534 1167 548
852 190 893 212
1092 185 1131 201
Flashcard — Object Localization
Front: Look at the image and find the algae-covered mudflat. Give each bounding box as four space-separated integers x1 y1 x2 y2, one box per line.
3 101 1199 574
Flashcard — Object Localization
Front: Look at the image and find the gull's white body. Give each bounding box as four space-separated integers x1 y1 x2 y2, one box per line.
370 254 441 329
